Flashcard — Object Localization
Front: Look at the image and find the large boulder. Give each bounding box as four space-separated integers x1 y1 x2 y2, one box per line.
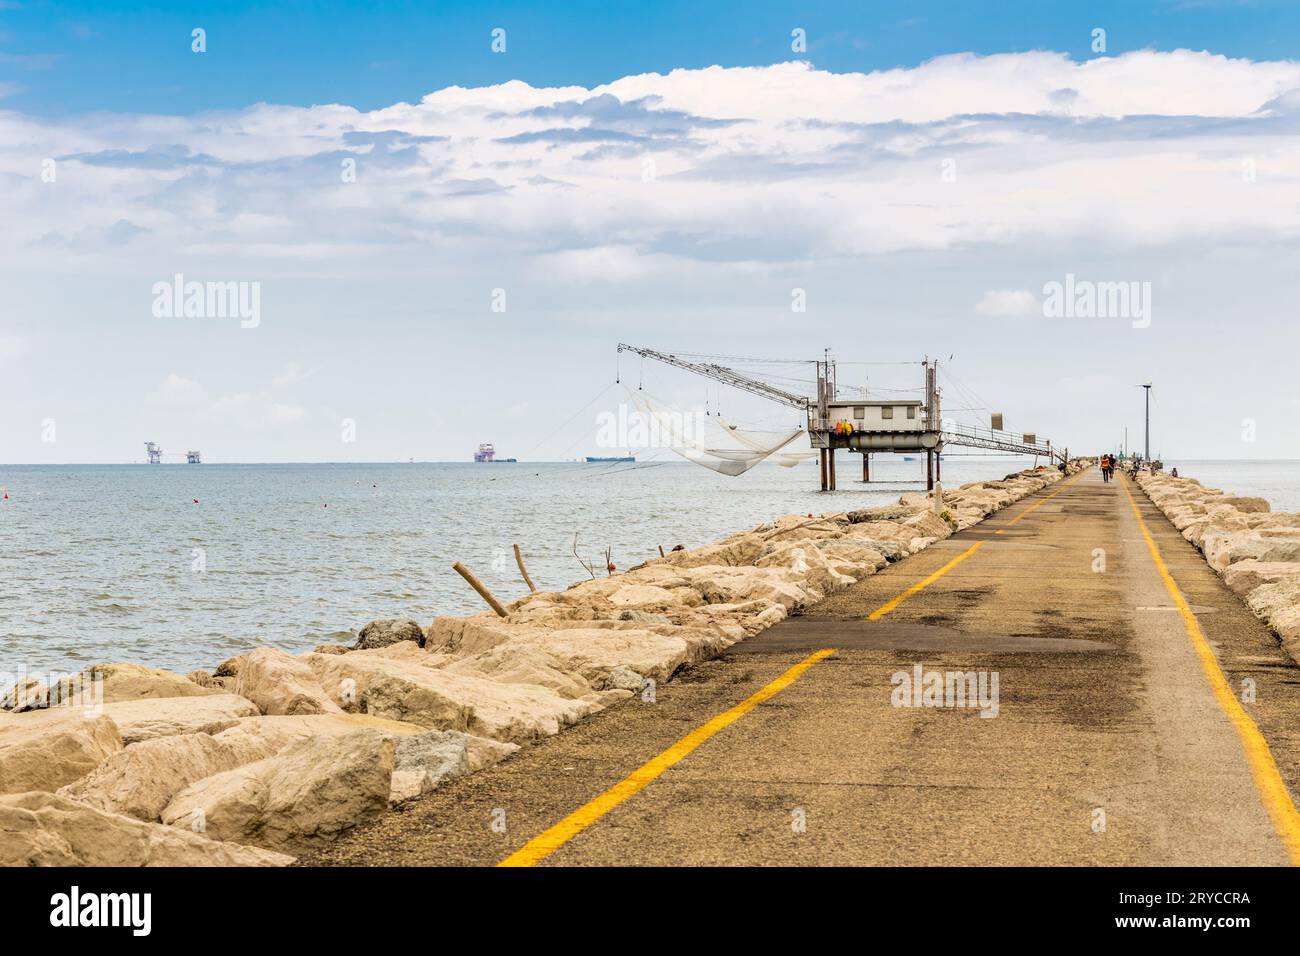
355 619 425 650
99 694 260 744
55 662 221 704
306 646 599 742
0 792 292 867
1222 560 1300 597
231 647 342 716
58 730 284 822
1203 531 1300 572
161 730 395 854
0 710 123 795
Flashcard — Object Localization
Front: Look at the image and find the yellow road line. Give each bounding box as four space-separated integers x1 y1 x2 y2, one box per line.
868 469 1082 619
1120 476 1300 864
497 648 834 867
867 542 985 620
1002 468 1085 527
498 471 1084 866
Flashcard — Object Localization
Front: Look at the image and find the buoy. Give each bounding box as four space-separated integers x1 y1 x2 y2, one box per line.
606 562 616 573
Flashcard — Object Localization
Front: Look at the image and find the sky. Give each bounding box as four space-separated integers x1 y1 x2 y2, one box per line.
2 0 1299 462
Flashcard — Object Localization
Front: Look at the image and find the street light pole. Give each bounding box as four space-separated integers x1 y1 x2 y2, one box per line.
1142 383 1152 461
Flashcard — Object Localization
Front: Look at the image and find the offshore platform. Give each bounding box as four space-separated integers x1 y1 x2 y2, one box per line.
144 442 202 464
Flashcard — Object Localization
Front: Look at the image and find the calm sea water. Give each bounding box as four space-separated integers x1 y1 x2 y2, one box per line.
2 457 1292 681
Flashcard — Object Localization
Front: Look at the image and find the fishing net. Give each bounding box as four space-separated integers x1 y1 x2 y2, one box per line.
626 389 809 476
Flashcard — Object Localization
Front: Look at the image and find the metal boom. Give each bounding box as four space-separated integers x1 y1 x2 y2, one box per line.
617 344 810 411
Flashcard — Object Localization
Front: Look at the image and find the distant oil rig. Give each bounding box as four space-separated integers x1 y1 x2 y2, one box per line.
144 441 202 464
473 442 516 463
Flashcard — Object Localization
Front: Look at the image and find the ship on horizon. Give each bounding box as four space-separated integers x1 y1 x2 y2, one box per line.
474 443 517 463
586 455 635 463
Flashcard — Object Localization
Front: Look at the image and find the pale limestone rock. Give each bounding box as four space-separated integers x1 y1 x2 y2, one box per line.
232 647 342 716
1221 495 1270 514
306 649 597 742
443 644 594 699
0 792 293 867
1204 531 1300 572
608 584 680 608
162 730 395 854
100 694 260 744
58 730 282 821
0 709 122 795
1222 560 1300 597
465 733 519 771
55 662 220 703
1 676 49 712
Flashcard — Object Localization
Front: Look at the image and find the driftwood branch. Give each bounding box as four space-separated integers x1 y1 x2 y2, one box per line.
513 543 537 593
452 561 508 617
572 534 596 579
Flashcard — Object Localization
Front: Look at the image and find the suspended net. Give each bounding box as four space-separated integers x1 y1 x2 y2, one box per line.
626 388 811 476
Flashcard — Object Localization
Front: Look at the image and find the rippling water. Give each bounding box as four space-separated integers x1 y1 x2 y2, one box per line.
0 455 1160 680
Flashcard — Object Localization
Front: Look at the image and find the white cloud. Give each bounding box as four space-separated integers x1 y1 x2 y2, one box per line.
4 50 1300 280
268 403 305 424
272 361 316 388
975 289 1039 317
147 373 207 406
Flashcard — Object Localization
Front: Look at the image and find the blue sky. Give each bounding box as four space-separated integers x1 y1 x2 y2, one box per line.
5 0 1299 115
3 1 1300 463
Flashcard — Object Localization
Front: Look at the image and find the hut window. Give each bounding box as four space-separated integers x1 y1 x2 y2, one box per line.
906 406 916 419
853 406 865 419
881 406 894 420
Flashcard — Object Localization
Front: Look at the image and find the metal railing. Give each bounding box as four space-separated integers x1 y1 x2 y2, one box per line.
941 420 1062 461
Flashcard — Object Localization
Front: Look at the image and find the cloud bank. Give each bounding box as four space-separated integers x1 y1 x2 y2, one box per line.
4 50 1300 282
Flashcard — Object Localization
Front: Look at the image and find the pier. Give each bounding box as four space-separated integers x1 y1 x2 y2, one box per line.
616 345 1066 492
311 468 1300 866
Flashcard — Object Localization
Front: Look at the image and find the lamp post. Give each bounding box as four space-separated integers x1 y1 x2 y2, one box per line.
1142 383 1152 461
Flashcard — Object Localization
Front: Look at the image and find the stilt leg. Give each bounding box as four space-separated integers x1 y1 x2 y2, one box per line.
819 448 828 491
862 452 869 483
926 449 934 491
829 447 837 491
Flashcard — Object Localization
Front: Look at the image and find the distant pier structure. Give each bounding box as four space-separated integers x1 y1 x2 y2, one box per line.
186 450 202 464
474 442 496 462
617 344 1068 492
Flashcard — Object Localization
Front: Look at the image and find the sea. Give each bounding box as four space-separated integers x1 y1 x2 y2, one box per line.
2 457 1295 683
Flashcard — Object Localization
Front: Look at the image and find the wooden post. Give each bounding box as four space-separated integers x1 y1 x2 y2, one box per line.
936 450 942 483
512 544 536 593
862 452 869 483
452 561 509 617
828 447 836 490
819 448 828 491
926 450 934 491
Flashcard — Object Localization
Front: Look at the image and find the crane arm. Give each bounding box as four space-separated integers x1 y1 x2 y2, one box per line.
617 344 811 410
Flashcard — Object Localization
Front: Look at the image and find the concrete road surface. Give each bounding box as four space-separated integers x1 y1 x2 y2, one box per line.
307 469 1300 867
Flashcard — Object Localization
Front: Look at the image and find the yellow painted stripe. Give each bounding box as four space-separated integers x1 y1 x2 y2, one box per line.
1120 476 1300 864
497 471 1083 866
867 541 985 620
497 648 835 867
866 469 1081 620
1002 468 1085 527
